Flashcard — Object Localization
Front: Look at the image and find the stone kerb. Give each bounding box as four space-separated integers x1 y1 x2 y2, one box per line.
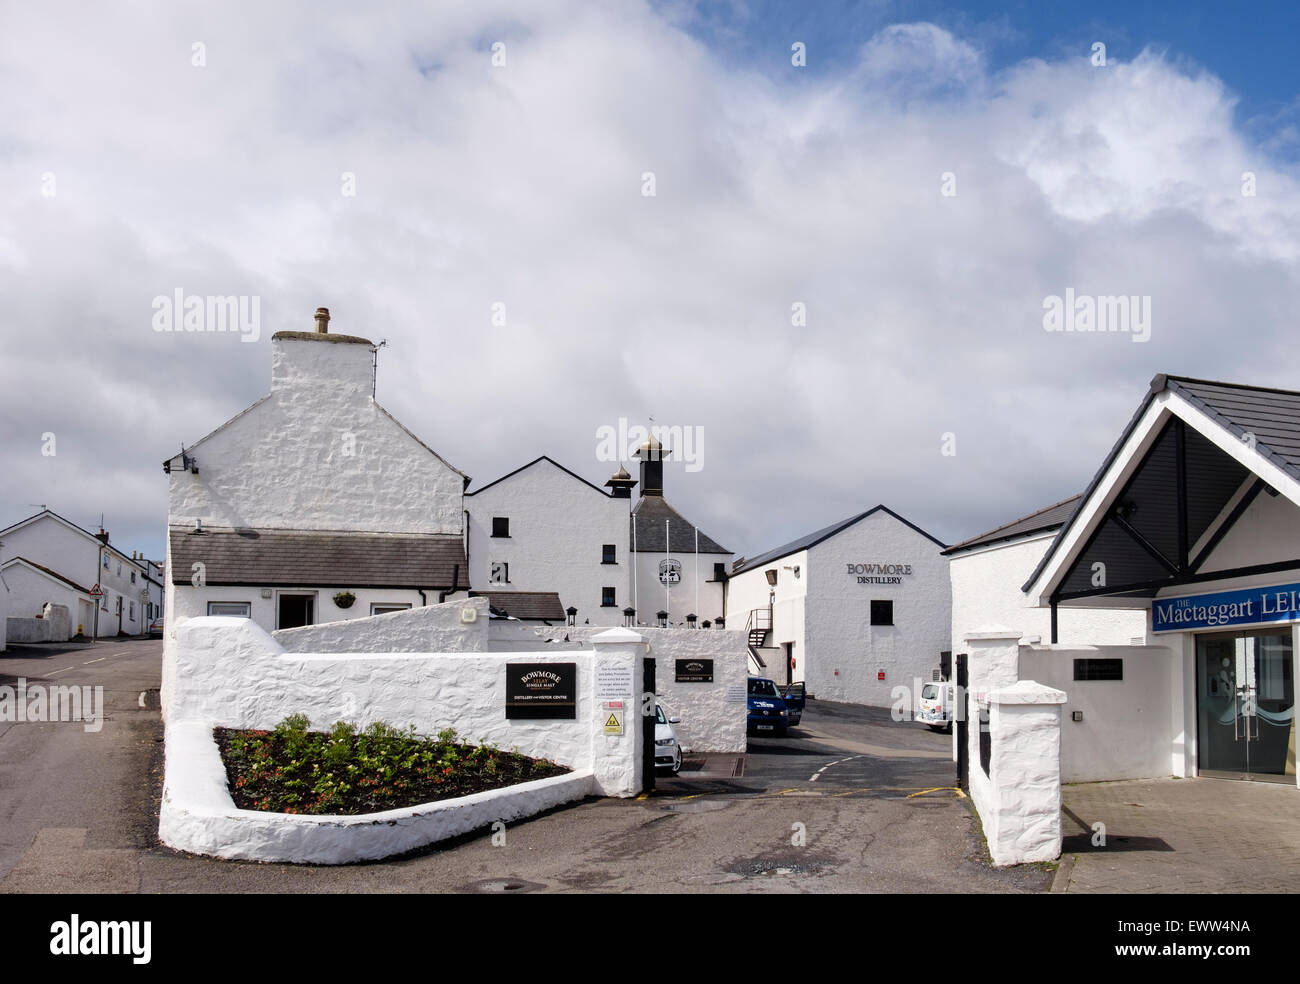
984 679 1067 866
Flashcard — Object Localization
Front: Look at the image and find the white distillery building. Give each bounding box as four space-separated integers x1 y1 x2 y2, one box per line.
163 309 471 645
465 439 731 629
946 496 1147 653
727 505 950 707
0 510 161 639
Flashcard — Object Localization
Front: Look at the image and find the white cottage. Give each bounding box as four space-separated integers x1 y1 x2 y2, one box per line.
0 510 157 639
727 505 950 707
162 309 471 643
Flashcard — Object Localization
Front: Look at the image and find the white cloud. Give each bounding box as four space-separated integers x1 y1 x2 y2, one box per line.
1 8 1297 558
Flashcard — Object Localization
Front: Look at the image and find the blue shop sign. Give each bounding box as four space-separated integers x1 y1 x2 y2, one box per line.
1152 582 1300 633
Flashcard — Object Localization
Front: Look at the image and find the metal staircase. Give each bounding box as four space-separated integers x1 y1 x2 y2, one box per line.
746 608 772 672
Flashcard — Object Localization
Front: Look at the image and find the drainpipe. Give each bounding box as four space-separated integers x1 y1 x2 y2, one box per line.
439 564 460 604
417 589 428 608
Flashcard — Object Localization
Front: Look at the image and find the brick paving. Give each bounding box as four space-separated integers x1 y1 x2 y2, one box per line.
1058 777 1300 893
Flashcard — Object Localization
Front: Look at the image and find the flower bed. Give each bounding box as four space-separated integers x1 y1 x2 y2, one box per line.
215 714 569 815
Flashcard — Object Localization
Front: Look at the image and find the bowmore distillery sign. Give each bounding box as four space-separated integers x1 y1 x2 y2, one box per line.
847 563 913 585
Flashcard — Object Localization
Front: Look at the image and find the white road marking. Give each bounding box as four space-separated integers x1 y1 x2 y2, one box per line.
113 651 129 657
138 691 147 707
48 666 76 675
809 756 863 782
83 657 106 665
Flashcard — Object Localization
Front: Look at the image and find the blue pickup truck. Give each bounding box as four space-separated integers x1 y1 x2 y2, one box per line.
748 676 805 736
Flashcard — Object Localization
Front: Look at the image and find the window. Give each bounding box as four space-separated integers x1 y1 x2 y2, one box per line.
131 572 136 583
490 562 509 584
129 602 135 619
602 544 616 564
103 555 110 570
370 603 412 616
713 562 726 581
602 586 616 607
115 597 122 615
1074 658 1123 681
116 562 121 575
870 600 893 626
208 602 251 617
492 517 510 538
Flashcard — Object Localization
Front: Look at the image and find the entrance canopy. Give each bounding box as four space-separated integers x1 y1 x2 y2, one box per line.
1024 375 1300 617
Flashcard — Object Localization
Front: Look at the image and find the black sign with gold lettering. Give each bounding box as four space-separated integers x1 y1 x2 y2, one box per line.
675 658 714 683
506 662 577 719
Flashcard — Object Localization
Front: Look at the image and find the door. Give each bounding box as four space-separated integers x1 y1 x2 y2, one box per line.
1196 630 1295 783
783 643 794 687
277 594 315 630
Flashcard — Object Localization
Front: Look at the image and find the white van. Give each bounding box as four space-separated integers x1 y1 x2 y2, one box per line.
915 681 955 732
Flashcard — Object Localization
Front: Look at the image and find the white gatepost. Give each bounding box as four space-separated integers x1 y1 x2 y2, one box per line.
589 628 645 797
984 680 1067 865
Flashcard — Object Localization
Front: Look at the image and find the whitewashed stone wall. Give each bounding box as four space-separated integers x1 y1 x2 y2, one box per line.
726 549 808 680
489 621 748 753
982 681 1067 866
7 603 71 644
165 616 643 795
466 458 632 627
274 597 489 653
0 571 7 650
167 334 464 535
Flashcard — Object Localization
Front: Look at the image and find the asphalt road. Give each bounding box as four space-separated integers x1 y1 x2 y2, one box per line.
0 645 1049 894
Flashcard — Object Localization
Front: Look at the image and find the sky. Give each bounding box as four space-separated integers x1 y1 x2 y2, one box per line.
2 0 1300 565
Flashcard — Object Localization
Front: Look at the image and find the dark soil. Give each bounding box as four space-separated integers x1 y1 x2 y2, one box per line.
214 724 570 816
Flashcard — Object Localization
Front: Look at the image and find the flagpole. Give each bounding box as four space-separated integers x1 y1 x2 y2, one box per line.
665 518 670 624
695 525 699 619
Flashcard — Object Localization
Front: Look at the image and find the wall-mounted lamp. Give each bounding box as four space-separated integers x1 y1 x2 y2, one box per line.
566 606 577 627
765 569 778 586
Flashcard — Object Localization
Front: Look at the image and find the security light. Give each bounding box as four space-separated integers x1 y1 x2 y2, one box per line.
765 569 778 586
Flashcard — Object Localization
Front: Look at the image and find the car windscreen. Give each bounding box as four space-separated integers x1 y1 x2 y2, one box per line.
748 679 779 697
655 704 667 724
921 684 939 700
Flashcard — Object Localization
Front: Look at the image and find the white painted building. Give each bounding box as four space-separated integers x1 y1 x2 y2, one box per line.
979 373 1300 789
466 456 632 626
465 437 732 629
0 510 157 638
163 308 471 645
946 496 1147 654
727 505 951 707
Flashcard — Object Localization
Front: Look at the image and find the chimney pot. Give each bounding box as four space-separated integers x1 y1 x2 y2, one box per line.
314 307 330 333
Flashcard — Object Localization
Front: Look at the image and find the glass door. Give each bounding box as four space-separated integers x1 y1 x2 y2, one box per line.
1196 630 1296 783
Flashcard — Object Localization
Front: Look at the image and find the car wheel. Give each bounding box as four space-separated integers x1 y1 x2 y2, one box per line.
927 724 946 733
671 747 682 775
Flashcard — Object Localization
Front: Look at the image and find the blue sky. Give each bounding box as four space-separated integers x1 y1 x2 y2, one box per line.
667 0 1300 155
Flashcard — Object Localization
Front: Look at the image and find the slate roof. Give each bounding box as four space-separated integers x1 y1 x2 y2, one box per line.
941 496 1082 556
632 496 730 554
732 504 946 575
468 591 566 621
1162 375 1300 481
168 529 467 588
1024 373 1300 593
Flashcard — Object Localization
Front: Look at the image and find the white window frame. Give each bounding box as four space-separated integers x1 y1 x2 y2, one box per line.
370 603 412 616
207 601 251 617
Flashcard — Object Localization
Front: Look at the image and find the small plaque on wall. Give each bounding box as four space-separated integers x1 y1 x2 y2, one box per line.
506 662 577 719
675 658 714 683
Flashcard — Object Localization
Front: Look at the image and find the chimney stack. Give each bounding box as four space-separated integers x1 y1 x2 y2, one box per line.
96 528 109 544
314 307 330 334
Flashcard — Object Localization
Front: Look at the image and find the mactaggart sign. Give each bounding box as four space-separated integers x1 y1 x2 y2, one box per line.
505 662 577 719
1152 581 1300 633
846 562 913 585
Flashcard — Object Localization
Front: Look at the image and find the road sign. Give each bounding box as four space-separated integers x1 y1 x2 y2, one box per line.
89 583 104 597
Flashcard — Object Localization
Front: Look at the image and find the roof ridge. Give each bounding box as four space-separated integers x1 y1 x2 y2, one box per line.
943 494 1083 553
